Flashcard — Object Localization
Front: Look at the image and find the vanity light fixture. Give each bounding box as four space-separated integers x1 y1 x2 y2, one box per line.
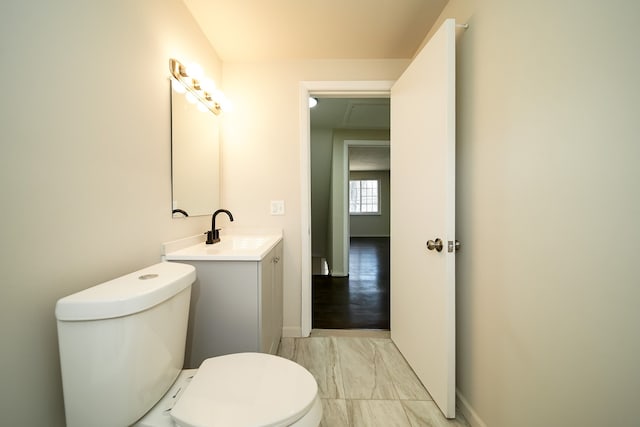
169 58 226 115
309 97 318 108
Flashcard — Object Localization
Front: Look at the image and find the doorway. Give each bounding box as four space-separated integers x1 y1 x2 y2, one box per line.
300 20 457 415
298 80 393 337
309 96 391 330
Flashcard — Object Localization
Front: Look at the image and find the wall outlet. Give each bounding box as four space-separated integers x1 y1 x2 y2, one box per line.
270 200 285 215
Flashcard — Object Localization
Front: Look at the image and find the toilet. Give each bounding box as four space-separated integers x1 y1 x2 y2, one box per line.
55 262 322 427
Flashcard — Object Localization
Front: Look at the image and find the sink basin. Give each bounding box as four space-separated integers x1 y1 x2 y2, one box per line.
163 234 282 261
215 236 269 250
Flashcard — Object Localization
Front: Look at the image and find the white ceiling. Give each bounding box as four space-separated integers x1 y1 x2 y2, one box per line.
183 0 449 61
311 98 389 130
311 98 390 171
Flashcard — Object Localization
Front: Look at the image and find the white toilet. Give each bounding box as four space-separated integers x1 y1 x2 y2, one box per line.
55 262 322 427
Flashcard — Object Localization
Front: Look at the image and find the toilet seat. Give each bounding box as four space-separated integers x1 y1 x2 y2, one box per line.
171 353 319 427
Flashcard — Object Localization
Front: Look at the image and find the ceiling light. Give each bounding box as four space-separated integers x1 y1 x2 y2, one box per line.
169 58 225 115
186 63 204 81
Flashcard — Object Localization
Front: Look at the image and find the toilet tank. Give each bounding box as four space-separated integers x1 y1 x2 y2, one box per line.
55 262 196 427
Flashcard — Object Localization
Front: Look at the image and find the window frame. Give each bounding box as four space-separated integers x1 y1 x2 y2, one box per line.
349 178 381 216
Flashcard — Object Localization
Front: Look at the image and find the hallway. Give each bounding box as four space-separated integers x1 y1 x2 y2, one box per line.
312 237 390 329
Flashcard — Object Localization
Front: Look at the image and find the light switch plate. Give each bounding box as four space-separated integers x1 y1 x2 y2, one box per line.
270 200 285 215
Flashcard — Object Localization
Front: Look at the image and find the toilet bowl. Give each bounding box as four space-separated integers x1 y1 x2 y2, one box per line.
136 353 322 427
55 262 322 427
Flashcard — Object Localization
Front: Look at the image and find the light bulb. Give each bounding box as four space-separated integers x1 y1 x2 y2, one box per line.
197 102 208 113
217 94 233 112
309 97 318 108
211 89 224 102
186 63 204 80
201 78 216 93
171 79 186 94
185 92 197 104
221 100 233 112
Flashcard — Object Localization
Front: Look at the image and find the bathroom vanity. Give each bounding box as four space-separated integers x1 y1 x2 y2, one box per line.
163 233 283 368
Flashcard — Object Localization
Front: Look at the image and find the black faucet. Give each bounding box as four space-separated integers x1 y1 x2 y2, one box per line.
205 209 234 244
172 208 189 217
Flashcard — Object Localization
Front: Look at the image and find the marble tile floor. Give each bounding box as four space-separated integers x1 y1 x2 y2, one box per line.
278 330 469 427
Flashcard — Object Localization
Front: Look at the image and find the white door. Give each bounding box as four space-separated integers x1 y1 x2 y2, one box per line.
390 19 456 418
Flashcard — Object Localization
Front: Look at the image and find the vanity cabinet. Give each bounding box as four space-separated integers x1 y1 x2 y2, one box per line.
181 241 283 368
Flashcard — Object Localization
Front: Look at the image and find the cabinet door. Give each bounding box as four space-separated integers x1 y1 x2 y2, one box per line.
272 242 283 349
185 260 258 367
260 251 275 353
259 242 283 355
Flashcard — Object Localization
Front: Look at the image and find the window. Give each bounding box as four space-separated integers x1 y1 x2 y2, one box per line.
349 179 380 214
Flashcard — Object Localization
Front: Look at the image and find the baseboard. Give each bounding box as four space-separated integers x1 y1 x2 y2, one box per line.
282 326 302 338
456 388 487 427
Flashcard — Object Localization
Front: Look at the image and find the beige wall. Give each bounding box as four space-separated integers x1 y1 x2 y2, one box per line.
432 1 640 426
0 1 223 425
220 60 408 333
310 128 333 258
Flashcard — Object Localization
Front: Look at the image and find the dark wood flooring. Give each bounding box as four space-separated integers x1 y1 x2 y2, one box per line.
312 237 390 330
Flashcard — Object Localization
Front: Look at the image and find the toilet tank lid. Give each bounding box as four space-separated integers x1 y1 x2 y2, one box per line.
55 262 196 321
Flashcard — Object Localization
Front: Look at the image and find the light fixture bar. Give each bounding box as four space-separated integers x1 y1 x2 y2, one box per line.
169 58 221 115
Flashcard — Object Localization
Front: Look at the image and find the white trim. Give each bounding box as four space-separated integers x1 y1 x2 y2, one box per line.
299 81 393 337
456 389 487 427
301 80 394 97
282 326 302 338
348 178 382 215
299 83 312 337
329 270 348 277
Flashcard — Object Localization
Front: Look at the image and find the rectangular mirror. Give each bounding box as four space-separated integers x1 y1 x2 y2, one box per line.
170 80 220 217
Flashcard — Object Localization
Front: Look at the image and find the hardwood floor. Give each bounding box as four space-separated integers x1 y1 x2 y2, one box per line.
312 237 390 330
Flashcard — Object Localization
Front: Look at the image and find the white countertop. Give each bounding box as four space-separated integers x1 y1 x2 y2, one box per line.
163 232 282 261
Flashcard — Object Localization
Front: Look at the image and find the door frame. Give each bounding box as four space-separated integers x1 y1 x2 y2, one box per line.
299 80 394 337
332 138 391 277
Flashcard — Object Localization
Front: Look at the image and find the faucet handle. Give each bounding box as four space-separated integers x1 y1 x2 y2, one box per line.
204 230 215 245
